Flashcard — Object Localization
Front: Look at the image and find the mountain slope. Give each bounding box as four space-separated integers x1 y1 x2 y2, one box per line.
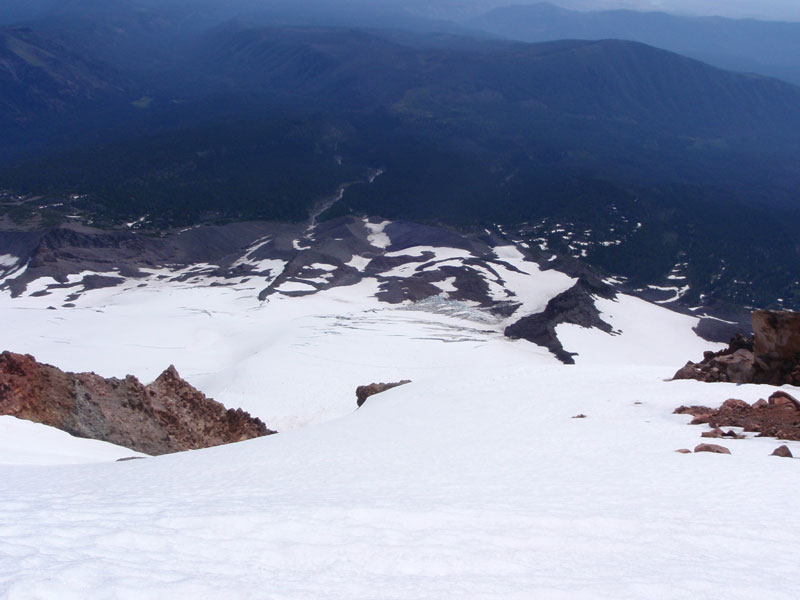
1 26 799 310
0 27 126 121
470 2 800 85
1 234 798 596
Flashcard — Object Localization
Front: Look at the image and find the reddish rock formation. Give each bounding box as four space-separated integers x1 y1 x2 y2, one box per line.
675 391 800 442
772 445 794 458
753 310 800 385
674 311 800 385
356 380 411 408
694 443 731 454
673 335 755 383
0 351 274 455
701 427 743 439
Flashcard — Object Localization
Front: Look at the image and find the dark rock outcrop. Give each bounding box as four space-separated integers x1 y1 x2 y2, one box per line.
675 391 800 441
673 310 800 385
504 276 616 364
0 351 273 455
356 380 411 408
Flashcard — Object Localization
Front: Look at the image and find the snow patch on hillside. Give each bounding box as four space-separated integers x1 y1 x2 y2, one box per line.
0 254 17 268
365 220 391 249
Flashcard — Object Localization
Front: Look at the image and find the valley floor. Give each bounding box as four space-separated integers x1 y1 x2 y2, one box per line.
1 273 799 599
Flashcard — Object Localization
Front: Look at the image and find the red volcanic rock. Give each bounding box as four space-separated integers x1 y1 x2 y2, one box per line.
673 311 800 386
701 427 724 438
676 392 800 442
0 351 274 455
753 310 800 385
771 445 794 458
694 443 731 454
768 390 800 411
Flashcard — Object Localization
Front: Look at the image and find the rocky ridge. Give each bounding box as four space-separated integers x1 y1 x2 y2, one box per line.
0 351 273 455
673 310 800 385
0 217 742 365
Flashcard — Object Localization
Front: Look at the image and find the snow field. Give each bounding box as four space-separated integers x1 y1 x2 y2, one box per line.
0 417 145 465
2 255 798 599
1 366 798 599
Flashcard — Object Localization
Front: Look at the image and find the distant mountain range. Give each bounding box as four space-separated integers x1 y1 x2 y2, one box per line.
469 2 800 85
0 5 798 311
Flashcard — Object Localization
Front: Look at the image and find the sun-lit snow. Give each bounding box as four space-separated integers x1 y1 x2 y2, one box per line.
1 250 798 599
0 254 17 268
364 219 391 249
344 254 372 271
1 362 798 599
0 417 146 465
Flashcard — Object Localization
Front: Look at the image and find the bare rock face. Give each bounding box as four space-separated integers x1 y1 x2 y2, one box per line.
674 311 800 385
673 336 755 384
694 443 731 454
356 380 411 408
752 310 800 386
504 277 616 365
675 391 800 442
0 351 274 455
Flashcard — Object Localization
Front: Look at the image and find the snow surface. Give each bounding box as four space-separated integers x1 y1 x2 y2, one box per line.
1 365 799 599
0 417 146 465
365 220 391 249
0 254 17 268
2 255 799 598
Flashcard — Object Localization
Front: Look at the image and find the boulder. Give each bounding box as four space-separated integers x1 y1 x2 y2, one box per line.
771 445 794 458
715 350 756 383
694 443 731 454
720 398 751 412
752 310 800 385
701 428 724 438
768 390 800 410
673 310 800 386
356 380 411 408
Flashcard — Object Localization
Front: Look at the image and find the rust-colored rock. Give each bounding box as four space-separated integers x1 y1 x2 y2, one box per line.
720 398 751 412
675 448 692 454
768 390 800 410
673 311 800 386
676 392 800 442
356 380 411 408
771 445 794 458
700 427 743 439
694 443 731 454
753 310 800 385
0 351 274 455
701 427 725 438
